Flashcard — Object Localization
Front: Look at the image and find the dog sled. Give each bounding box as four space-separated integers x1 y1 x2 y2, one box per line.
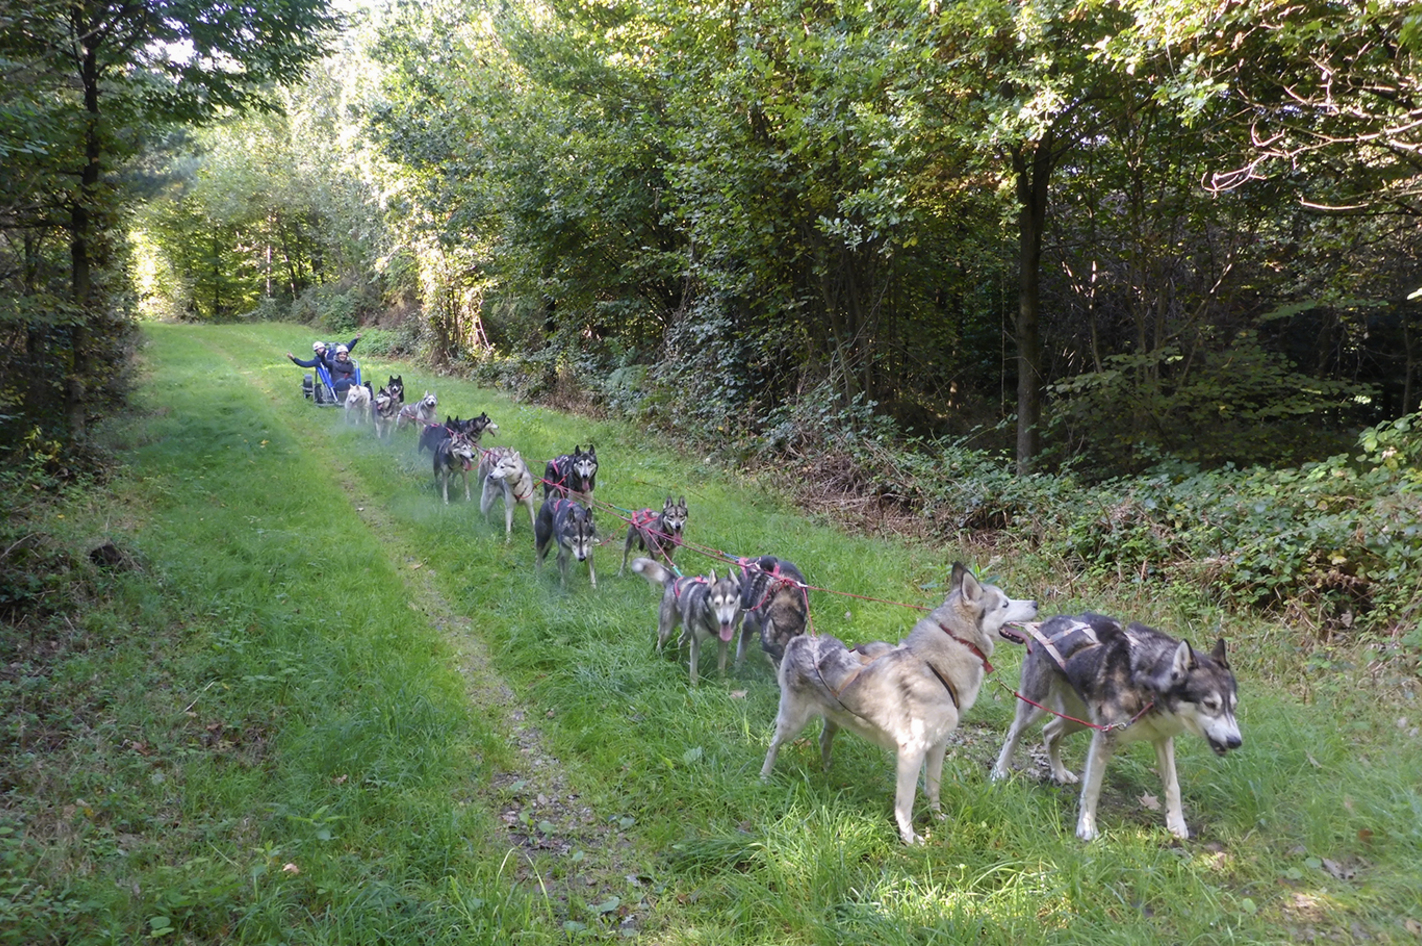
302 358 362 407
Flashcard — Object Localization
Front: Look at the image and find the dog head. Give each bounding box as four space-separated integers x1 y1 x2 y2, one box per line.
444 432 476 470
661 496 688 541
707 568 743 642
489 449 525 483
946 562 1038 654
572 445 597 483
1161 638 1242 756
420 391 437 411
387 375 404 399
562 502 596 561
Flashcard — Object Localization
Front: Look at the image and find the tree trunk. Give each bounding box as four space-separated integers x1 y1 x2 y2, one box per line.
1012 134 1054 475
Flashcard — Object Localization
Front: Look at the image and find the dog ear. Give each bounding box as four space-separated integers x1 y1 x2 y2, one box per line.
950 562 982 601
1211 638 1229 668
1172 640 1194 681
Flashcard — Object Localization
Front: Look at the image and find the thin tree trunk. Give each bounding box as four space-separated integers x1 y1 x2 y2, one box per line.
1012 134 1054 475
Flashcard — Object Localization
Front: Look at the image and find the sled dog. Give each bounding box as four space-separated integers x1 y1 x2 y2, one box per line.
398 391 438 431
373 388 400 440
543 445 598 505
761 563 1038 845
618 496 688 575
433 431 477 504
343 382 372 425
991 612 1242 840
479 446 537 541
737 555 810 667
535 497 597 589
631 558 743 686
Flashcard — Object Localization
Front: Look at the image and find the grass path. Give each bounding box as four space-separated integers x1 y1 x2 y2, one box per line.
4 322 1419 945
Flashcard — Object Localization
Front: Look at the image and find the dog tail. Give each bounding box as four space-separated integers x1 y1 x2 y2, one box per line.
630 557 673 588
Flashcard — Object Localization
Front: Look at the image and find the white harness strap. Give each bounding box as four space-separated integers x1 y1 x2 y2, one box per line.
1021 618 1097 671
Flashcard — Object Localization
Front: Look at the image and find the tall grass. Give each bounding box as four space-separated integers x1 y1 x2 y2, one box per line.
1 322 1418 944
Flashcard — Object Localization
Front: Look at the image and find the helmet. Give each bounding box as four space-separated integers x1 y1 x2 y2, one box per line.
335 345 349 354
312 341 325 352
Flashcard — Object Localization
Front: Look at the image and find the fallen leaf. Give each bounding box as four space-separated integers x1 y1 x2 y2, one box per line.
410 561 423 570
1139 793 1161 811
1305 753 1323 768
730 690 747 699
1403 917 1420 936
1357 828 1374 845
282 863 300 875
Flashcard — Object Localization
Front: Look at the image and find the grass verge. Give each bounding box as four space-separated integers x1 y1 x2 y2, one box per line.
1 322 1419 944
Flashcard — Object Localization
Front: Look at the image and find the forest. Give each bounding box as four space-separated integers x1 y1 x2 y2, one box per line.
3 0 1419 473
3 0 1421 628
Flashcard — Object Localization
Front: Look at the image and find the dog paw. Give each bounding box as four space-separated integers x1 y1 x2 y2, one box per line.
1076 822 1098 841
1054 770 1080 785
1167 819 1190 839
989 766 1009 781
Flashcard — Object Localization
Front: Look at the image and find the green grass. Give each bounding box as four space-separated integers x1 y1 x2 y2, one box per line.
2 321 1419 944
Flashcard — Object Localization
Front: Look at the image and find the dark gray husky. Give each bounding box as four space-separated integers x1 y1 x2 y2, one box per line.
991 612 1242 840
631 557 742 686
535 497 597 589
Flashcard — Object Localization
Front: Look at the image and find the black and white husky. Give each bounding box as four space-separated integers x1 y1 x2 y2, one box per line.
991 612 1243 841
618 496 688 575
542 445 598 505
631 557 743 686
535 497 597 589
432 431 477 504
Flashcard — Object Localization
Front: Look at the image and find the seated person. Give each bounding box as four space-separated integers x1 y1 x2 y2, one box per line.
326 344 359 400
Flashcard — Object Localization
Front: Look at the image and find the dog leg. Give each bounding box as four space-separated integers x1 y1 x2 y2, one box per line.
923 741 949 820
1154 736 1189 838
462 469 471 503
1043 715 1083 785
760 698 815 779
479 476 495 521
688 634 700 686
586 548 596 590
817 720 839 769
1075 730 1117 841
991 699 1045 780
894 748 927 845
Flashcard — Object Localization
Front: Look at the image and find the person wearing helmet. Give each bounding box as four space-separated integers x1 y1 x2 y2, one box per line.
286 333 363 403
327 343 359 400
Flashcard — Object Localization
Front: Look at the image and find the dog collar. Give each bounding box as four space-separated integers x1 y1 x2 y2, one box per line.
935 619 994 674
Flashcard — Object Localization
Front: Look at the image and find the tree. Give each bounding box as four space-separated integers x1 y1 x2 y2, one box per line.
0 0 338 441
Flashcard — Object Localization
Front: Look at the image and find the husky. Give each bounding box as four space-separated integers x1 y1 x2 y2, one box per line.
343 382 372 425
761 563 1038 845
618 496 688 576
373 388 400 440
398 391 438 431
433 431 477 504
736 555 810 667
479 446 537 541
418 412 497 455
385 375 405 405
991 613 1242 841
543 445 598 505
631 558 744 686
535 497 597 589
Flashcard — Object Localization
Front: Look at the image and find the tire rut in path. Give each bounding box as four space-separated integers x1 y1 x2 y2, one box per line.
326 460 652 936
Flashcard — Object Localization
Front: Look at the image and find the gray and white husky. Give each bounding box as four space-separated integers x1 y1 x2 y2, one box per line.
618 496 688 575
433 431 477 504
535 497 597 589
398 391 438 431
479 447 537 542
631 558 743 686
990 612 1242 841
761 563 1038 845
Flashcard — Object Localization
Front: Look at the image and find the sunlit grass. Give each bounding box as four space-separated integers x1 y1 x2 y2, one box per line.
3 322 1418 944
